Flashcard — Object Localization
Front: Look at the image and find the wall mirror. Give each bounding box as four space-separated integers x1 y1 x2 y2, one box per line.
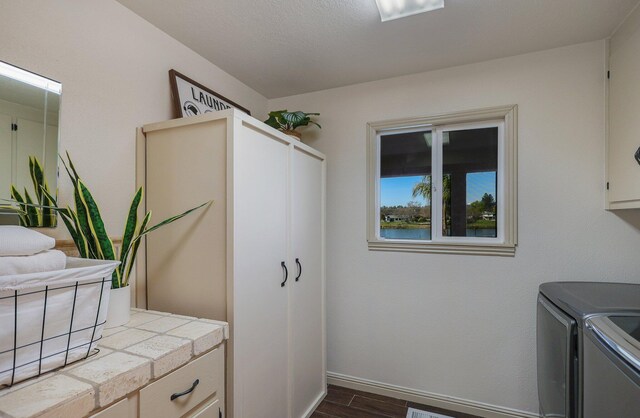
0 61 61 227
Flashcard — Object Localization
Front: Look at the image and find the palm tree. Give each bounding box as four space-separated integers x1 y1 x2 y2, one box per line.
412 176 432 202
412 174 452 233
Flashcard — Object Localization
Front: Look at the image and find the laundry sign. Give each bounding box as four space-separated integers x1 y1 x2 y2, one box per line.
169 69 251 118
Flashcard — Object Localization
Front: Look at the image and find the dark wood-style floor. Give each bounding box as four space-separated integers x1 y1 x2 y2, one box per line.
311 385 482 418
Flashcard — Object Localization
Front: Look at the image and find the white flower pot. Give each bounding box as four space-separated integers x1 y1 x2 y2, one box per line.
105 285 131 328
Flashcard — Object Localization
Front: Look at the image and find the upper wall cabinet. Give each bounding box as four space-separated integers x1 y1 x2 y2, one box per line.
607 5 640 209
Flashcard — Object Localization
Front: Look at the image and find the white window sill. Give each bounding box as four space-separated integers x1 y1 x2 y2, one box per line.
367 239 516 256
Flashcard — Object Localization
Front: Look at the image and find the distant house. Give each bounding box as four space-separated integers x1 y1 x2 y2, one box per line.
482 212 495 220
384 214 409 222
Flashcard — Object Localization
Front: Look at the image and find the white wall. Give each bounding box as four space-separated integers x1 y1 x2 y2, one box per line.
270 41 640 415
0 0 268 239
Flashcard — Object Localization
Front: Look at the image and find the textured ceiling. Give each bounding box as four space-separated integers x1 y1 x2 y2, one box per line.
117 0 639 98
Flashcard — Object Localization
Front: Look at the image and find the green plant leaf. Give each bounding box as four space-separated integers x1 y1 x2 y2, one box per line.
264 110 287 130
40 189 71 228
56 206 82 257
30 157 55 226
281 111 306 125
9 186 29 226
77 180 115 261
73 179 98 257
119 187 143 280
264 110 320 132
10 186 24 205
121 211 152 287
60 154 97 255
65 151 81 183
68 207 90 258
23 189 39 226
40 186 57 227
140 201 210 236
60 153 76 184
29 157 40 202
0 204 25 215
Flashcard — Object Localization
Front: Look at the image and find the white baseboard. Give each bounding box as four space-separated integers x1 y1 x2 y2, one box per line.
303 390 327 418
327 372 538 418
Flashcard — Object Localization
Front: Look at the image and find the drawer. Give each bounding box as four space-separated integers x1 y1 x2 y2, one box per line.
140 346 224 418
188 398 222 418
89 398 130 418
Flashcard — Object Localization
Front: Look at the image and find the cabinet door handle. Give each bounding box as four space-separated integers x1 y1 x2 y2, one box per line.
281 261 288 287
635 146 640 165
170 379 199 401
295 258 302 282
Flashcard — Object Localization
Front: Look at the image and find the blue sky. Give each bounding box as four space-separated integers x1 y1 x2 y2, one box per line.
380 172 496 206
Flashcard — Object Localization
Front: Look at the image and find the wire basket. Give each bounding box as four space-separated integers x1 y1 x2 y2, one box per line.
0 258 119 387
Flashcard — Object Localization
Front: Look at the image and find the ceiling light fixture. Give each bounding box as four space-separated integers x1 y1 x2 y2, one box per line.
375 0 444 22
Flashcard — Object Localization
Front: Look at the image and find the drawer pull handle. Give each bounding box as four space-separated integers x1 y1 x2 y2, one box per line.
170 379 199 401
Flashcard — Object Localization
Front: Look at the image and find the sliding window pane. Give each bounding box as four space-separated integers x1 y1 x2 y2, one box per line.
442 127 498 238
379 130 432 240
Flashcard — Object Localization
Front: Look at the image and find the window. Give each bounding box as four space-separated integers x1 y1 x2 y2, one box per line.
367 106 517 256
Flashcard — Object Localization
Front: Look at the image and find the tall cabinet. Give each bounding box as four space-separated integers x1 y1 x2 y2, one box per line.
136 109 326 418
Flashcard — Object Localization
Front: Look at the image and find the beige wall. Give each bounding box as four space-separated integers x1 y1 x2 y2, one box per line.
0 0 268 239
270 41 640 415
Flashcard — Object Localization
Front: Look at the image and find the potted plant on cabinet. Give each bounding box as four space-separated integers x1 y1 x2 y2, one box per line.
263 110 321 140
39 153 210 327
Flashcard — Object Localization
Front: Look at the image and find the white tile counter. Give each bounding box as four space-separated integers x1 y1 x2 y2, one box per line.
0 309 228 418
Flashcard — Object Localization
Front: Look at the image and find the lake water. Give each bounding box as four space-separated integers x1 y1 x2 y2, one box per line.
380 228 496 240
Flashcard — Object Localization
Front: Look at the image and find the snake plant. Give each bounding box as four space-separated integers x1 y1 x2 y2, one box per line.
6 156 57 227
40 152 209 289
264 110 321 133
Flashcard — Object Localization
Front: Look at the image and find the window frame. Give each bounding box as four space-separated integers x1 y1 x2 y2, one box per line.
367 105 518 256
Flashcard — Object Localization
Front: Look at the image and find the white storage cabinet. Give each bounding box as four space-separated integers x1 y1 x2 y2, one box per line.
136 109 326 418
607 5 640 209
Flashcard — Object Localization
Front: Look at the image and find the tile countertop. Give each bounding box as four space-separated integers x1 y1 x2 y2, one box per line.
0 308 229 418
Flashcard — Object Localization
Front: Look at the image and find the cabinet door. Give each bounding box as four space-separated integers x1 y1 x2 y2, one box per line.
291 148 325 417
233 126 290 418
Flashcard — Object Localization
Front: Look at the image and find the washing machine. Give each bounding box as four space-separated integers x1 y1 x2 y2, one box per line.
583 314 640 418
537 281 640 418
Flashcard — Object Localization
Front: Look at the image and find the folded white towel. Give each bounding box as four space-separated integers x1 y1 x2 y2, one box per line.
0 226 56 256
0 250 67 276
